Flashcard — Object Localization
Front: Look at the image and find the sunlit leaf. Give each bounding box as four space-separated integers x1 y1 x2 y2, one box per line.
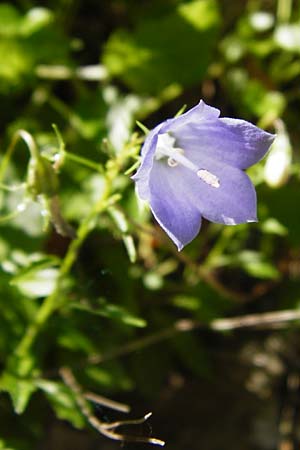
0 372 37 414
103 0 220 94
72 298 146 328
36 380 85 428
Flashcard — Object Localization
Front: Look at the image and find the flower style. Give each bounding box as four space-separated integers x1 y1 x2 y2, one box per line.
132 100 275 250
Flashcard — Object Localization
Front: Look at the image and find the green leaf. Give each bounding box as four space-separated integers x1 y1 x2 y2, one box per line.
172 295 202 312
0 4 22 37
260 218 288 236
236 251 280 280
20 8 54 37
208 250 280 280
0 4 53 37
57 327 97 353
10 260 59 298
72 298 147 328
108 207 137 263
0 39 33 90
0 438 16 450
259 183 300 246
225 69 286 123
36 380 85 428
103 0 220 94
85 364 133 391
0 5 69 93
0 372 37 414
243 260 280 279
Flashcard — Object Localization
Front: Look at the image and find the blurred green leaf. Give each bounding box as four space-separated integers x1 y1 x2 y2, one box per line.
172 295 202 312
0 438 16 450
11 267 58 298
57 326 97 354
103 0 220 94
108 206 137 263
260 218 288 236
20 8 54 37
0 39 33 89
72 298 147 328
8 255 60 298
225 69 286 123
36 380 85 428
0 4 23 37
85 364 133 391
0 373 37 414
0 4 53 37
0 5 69 93
209 250 280 280
259 183 300 245
243 259 279 279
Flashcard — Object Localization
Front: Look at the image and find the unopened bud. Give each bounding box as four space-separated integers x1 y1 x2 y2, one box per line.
27 156 59 199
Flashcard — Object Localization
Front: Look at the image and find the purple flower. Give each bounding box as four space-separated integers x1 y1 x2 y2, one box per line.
132 100 275 250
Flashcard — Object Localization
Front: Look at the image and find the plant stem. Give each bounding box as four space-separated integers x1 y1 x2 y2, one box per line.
0 130 40 207
63 151 103 172
277 0 292 22
16 187 111 357
15 143 133 359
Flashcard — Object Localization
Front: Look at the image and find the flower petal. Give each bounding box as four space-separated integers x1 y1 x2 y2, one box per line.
165 100 220 134
140 123 165 156
192 155 258 224
173 117 275 170
149 162 202 250
132 100 222 201
132 124 164 200
150 156 257 229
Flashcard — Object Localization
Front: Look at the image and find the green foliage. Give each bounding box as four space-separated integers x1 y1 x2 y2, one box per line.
0 372 37 414
104 0 220 94
0 3 69 93
36 380 85 428
1 0 300 448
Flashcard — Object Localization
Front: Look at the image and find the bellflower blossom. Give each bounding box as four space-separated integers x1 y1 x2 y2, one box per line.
132 100 275 250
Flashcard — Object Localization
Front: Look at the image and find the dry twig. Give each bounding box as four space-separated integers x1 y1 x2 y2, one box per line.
60 366 165 447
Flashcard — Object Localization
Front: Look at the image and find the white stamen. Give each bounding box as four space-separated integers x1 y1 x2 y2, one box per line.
155 133 221 189
156 134 197 171
167 157 178 167
197 169 220 188
167 148 184 167
155 134 176 160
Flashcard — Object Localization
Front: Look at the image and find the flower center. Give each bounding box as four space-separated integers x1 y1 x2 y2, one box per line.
155 133 220 188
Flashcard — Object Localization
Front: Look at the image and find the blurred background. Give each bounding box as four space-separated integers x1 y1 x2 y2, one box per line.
1 0 300 449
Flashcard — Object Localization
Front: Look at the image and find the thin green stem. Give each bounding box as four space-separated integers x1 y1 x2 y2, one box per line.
16 182 112 357
48 95 86 137
0 130 40 208
15 139 135 359
0 182 25 192
277 0 292 22
0 130 39 181
204 227 236 269
63 151 103 172
0 206 26 224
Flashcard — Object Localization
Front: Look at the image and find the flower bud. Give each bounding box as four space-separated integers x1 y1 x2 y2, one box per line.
26 156 59 199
